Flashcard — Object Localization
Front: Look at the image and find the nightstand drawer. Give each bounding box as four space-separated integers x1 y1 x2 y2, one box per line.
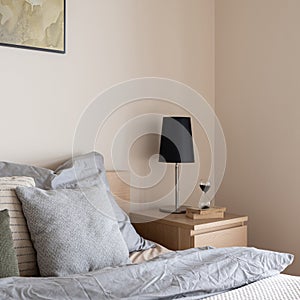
133 221 180 250
193 226 247 248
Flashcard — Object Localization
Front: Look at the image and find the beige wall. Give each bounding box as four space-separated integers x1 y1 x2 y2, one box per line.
0 0 215 206
215 0 300 275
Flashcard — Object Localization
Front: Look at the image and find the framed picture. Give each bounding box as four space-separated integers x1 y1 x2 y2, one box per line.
0 0 65 54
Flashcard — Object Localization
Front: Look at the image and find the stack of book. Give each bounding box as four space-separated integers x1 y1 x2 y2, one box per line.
186 206 226 220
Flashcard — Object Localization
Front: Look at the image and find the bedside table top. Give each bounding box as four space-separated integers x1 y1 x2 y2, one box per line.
130 209 248 232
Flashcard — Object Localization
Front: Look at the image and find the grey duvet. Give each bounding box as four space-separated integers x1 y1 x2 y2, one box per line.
0 247 293 300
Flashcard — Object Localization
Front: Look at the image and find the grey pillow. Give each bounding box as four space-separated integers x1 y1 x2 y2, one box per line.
52 152 155 253
1 152 155 253
0 210 19 278
16 183 130 277
0 161 53 189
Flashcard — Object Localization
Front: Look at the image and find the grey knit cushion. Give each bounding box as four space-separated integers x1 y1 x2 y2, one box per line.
15 183 130 277
52 152 155 253
0 209 19 278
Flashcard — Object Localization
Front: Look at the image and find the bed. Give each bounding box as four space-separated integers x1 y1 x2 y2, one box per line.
0 152 298 300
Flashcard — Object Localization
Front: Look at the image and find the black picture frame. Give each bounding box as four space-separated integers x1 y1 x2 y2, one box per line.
0 0 66 54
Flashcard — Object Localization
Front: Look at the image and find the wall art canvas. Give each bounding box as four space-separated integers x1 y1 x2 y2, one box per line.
0 0 65 53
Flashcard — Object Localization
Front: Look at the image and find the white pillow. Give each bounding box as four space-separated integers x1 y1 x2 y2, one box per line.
0 176 38 276
16 182 130 277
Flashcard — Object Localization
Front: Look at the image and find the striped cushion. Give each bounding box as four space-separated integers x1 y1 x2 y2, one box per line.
0 177 38 276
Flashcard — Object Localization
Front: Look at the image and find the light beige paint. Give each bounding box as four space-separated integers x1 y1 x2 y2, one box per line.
215 0 300 275
0 0 215 207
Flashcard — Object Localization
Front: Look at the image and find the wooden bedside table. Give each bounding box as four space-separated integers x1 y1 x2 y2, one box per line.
131 210 248 250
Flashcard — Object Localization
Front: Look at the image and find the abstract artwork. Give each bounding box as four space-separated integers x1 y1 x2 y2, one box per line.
0 0 65 53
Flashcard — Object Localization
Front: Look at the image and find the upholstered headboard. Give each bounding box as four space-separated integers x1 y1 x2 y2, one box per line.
106 171 130 212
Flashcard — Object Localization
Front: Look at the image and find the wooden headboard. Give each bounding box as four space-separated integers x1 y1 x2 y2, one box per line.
106 171 130 212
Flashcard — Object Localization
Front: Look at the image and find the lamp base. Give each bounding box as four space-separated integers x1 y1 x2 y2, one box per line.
159 206 187 214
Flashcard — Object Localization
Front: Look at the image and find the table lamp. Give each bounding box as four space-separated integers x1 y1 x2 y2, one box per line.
159 116 194 213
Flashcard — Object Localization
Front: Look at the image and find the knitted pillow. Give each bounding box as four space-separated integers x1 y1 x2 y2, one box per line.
0 209 19 278
52 152 155 252
16 183 130 277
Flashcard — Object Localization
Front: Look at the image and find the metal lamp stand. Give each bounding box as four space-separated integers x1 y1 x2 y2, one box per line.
159 163 186 214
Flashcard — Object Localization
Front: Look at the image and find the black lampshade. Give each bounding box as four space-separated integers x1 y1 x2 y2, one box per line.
159 116 194 163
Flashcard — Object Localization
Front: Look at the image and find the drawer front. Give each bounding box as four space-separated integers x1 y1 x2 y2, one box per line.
194 226 247 248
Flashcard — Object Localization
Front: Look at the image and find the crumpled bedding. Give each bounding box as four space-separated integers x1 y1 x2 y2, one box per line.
0 247 293 300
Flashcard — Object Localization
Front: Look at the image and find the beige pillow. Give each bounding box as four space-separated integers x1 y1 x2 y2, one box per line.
0 176 38 276
129 243 171 264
